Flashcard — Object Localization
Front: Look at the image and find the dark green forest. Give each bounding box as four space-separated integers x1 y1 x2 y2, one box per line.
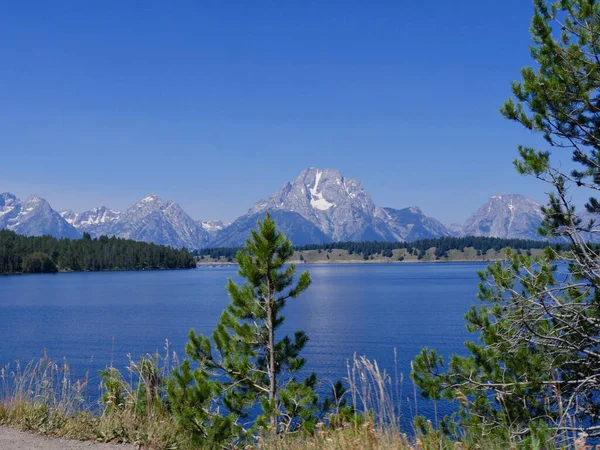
0 230 196 274
197 236 561 261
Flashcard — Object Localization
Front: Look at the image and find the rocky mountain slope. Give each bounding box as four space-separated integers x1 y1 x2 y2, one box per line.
216 167 451 245
100 195 210 249
60 206 121 236
61 196 212 249
461 194 544 240
198 220 229 239
209 210 331 247
247 167 394 241
61 197 221 249
377 206 454 241
0 193 80 239
446 223 464 236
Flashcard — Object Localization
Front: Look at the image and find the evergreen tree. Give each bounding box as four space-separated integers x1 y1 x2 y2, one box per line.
167 213 320 447
200 237 557 262
413 1 600 445
0 229 195 274
21 252 58 273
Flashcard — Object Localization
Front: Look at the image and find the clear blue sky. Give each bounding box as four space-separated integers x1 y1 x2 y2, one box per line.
0 1 570 224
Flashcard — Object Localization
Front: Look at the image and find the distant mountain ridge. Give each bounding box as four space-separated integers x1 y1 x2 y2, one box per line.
215 167 452 246
377 206 454 241
2 169 564 249
247 168 393 241
0 193 80 239
460 194 544 241
60 206 121 236
198 220 229 239
209 210 331 247
87 195 211 250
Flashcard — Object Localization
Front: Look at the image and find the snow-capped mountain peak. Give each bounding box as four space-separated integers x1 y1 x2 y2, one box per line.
140 194 159 204
101 195 209 249
26 195 44 204
216 167 451 244
0 193 80 239
133 195 167 210
61 207 122 234
246 167 383 241
58 196 211 249
462 194 544 240
1 180 552 249
89 206 121 223
0 193 19 219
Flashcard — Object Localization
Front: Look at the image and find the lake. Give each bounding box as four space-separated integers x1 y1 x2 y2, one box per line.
0 263 486 426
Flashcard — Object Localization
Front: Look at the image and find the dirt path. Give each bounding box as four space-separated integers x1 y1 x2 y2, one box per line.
0 427 138 450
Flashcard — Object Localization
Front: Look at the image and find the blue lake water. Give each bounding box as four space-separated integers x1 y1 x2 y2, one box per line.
0 263 486 426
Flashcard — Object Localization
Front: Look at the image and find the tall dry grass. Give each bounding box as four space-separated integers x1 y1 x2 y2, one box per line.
0 352 87 412
0 349 562 450
0 343 192 449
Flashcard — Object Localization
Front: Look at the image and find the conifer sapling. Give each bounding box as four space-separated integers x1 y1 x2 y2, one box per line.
167 213 320 446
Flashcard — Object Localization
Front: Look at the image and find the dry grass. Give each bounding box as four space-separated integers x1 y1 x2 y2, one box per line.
0 351 431 449
0 347 193 449
256 352 455 450
257 423 414 450
0 351 562 450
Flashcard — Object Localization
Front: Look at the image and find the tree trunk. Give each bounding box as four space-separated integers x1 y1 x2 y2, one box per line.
266 275 278 431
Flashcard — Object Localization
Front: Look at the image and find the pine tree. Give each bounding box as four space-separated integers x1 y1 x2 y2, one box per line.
0 229 195 274
413 1 600 446
167 213 320 447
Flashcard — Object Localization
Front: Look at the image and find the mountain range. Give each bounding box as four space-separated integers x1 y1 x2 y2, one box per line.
1 167 555 249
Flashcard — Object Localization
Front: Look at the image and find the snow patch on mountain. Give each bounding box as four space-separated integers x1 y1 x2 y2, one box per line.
3 176 552 248
140 195 159 204
198 220 229 239
246 168 393 241
199 220 228 232
59 210 77 225
217 168 451 243
61 207 122 236
309 170 335 211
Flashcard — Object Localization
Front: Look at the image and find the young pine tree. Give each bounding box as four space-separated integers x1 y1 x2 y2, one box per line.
167 213 319 447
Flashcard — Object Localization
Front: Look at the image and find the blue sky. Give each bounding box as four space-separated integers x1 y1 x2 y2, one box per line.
0 1 572 224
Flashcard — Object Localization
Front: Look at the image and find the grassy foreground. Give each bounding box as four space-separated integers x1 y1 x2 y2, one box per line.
0 403 505 450
0 353 574 450
0 352 523 450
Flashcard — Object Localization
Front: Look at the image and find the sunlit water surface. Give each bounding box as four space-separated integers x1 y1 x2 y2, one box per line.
0 263 487 427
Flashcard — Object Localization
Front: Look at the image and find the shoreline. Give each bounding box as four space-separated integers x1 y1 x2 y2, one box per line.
0 266 196 276
197 258 502 266
197 245 548 267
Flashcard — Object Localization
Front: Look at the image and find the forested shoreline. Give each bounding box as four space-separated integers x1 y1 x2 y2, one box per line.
197 236 561 261
0 230 196 274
